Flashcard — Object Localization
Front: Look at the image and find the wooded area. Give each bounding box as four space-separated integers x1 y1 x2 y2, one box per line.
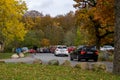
0 0 119 74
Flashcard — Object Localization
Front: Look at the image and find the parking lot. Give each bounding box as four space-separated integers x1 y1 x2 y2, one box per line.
3 53 113 72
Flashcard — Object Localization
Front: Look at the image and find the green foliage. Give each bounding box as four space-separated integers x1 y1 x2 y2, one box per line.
0 63 120 80
64 31 76 46
20 30 44 47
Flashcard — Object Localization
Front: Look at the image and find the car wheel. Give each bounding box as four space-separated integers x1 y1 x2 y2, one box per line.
78 58 81 61
86 59 88 61
77 55 81 61
54 54 57 56
70 57 73 61
94 58 98 62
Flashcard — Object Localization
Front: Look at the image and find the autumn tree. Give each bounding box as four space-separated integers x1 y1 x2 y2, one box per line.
74 0 114 49
0 0 27 51
23 10 43 30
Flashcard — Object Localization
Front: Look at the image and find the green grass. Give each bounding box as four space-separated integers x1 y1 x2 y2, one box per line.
0 53 13 59
0 53 29 59
0 63 119 80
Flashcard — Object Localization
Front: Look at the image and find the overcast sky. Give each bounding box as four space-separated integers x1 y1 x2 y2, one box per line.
25 0 76 17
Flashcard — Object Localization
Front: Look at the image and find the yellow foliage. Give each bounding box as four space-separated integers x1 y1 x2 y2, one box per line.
0 0 27 45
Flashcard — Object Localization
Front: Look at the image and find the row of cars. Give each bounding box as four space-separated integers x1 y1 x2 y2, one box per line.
53 45 99 62
54 45 114 62
22 45 114 62
29 45 76 54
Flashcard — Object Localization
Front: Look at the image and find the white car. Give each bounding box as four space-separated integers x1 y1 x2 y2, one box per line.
54 45 69 56
100 45 114 51
22 47 29 53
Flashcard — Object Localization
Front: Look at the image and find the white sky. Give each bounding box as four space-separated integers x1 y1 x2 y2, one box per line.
25 0 76 17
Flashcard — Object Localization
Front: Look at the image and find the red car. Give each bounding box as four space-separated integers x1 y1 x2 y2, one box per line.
68 46 76 53
28 49 36 53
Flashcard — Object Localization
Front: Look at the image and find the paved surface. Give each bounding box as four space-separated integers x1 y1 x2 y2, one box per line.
0 53 113 72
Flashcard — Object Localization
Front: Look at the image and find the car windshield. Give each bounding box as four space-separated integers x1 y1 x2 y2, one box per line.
104 46 113 48
83 46 96 51
57 46 67 49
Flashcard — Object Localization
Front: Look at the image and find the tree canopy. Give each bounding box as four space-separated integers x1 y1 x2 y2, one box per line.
0 0 27 50
74 0 114 48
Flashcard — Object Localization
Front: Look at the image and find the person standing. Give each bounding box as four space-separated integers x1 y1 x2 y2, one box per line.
15 47 22 56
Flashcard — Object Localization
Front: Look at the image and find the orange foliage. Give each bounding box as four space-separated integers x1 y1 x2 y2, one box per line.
41 38 50 47
94 0 114 27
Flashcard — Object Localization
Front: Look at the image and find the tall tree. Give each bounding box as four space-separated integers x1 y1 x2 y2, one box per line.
0 0 27 51
114 0 120 75
74 0 114 49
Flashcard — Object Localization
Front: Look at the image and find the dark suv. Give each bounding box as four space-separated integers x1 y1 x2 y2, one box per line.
70 45 98 62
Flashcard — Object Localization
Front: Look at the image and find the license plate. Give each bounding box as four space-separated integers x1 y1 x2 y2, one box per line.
87 52 93 54
60 50 64 52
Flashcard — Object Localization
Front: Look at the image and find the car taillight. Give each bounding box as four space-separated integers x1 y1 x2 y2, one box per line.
80 51 86 55
95 51 98 55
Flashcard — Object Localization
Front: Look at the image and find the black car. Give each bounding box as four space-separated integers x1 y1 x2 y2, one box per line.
70 45 98 62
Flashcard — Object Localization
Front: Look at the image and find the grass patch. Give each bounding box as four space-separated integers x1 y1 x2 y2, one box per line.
0 63 119 80
0 53 13 59
0 53 29 59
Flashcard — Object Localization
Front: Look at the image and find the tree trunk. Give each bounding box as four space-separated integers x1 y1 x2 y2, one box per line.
113 0 120 74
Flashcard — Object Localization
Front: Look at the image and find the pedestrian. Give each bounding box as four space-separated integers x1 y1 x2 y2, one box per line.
15 47 22 57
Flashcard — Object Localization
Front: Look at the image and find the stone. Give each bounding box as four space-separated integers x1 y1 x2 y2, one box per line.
11 54 19 59
61 60 71 67
19 53 24 58
33 59 42 64
48 59 59 65
91 62 107 72
74 62 89 70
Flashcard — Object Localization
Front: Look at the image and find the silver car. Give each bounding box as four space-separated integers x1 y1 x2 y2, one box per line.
100 45 114 51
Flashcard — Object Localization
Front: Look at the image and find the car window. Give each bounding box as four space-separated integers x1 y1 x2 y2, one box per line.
83 46 96 51
57 46 67 49
103 45 113 48
63 47 67 49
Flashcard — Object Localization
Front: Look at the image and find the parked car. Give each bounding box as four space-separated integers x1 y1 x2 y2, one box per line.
28 49 36 53
49 46 57 53
54 45 69 56
68 46 76 53
70 45 98 62
100 45 114 51
22 47 29 53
